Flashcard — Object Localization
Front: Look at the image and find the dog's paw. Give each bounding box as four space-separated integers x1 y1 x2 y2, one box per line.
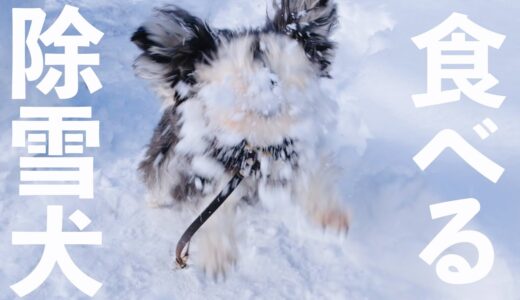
197 234 237 279
311 207 350 234
202 247 237 280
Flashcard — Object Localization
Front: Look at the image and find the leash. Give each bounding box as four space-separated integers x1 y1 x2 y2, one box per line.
175 146 260 268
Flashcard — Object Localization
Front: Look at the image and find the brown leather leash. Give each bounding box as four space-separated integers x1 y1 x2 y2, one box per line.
175 148 260 268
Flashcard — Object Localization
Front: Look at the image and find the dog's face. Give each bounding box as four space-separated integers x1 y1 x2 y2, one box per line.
197 33 319 145
132 0 338 145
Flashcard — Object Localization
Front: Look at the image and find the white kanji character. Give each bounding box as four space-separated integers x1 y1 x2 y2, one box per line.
413 126 504 183
12 107 100 198
420 199 494 284
11 206 102 297
12 8 45 100
412 13 506 108
12 5 104 100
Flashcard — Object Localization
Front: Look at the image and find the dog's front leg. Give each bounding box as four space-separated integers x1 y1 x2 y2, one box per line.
192 179 245 279
293 158 350 233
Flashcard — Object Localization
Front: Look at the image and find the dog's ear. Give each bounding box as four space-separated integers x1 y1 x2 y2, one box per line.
268 0 338 77
131 6 218 105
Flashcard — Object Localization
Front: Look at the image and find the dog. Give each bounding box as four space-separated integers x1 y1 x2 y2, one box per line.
131 0 349 277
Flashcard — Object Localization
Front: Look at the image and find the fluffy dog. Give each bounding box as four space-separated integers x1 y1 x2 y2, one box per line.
131 0 349 277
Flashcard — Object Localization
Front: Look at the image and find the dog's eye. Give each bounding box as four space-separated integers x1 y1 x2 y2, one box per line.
270 79 278 87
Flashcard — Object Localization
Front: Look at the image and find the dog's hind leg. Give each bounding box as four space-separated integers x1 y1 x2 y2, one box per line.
138 106 182 207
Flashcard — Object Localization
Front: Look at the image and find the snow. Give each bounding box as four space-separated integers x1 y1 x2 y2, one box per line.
0 0 519 299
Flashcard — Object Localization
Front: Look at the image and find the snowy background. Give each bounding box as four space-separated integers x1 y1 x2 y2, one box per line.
1 0 519 299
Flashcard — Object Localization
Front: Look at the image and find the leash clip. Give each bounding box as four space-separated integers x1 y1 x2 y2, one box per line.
239 147 259 178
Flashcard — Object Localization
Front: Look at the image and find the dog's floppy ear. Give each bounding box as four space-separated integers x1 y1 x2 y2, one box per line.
131 6 218 105
269 0 338 77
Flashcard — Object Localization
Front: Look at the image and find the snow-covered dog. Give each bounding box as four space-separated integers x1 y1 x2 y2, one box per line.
132 0 349 276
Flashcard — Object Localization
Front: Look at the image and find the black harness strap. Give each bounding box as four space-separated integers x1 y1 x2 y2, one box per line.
175 148 259 268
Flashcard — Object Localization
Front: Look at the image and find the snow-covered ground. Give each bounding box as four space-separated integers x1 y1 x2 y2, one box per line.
1 0 519 299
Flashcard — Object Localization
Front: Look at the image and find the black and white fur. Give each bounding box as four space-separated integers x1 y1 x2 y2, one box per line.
132 0 348 276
